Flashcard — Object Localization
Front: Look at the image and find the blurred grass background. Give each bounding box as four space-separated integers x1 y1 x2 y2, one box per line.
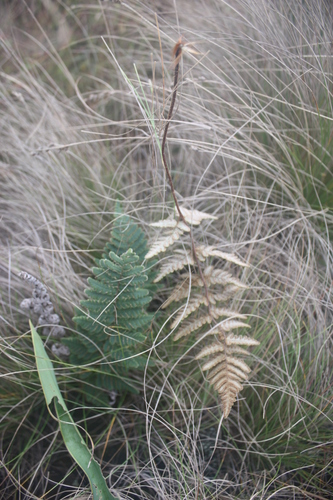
1 1 332 498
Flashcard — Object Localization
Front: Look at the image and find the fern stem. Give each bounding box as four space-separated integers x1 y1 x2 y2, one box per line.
162 38 212 312
161 38 186 223
191 235 211 314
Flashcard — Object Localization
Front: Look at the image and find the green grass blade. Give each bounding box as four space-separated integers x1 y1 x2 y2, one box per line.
29 321 116 500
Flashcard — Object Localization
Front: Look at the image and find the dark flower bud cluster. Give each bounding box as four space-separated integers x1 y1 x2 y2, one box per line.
19 271 70 358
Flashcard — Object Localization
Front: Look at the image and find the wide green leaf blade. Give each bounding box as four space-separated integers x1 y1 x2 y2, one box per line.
30 321 116 500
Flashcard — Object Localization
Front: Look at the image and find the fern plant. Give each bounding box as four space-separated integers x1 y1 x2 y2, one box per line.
144 38 259 418
62 208 155 405
146 206 259 417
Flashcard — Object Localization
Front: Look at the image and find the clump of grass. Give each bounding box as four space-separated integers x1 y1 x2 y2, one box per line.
1 0 332 498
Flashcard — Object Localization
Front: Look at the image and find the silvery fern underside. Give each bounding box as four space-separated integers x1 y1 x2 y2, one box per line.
146 206 259 418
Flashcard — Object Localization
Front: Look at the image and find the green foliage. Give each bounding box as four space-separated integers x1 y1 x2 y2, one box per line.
62 208 155 405
30 321 116 500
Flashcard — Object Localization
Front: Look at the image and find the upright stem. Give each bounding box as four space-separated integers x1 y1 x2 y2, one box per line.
161 39 211 309
161 40 186 223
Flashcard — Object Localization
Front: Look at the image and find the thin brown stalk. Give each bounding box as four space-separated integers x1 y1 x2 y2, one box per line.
161 38 186 223
161 38 211 310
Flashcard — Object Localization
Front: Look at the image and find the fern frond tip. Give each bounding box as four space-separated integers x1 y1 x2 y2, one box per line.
179 206 218 225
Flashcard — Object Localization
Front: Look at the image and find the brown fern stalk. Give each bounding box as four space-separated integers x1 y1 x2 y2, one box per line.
161 38 212 307
161 37 186 224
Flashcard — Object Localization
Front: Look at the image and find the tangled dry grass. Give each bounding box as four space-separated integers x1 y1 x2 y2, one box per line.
1 1 332 498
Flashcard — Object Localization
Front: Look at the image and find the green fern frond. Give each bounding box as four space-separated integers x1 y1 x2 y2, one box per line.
62 207 156 404
103 203 149 262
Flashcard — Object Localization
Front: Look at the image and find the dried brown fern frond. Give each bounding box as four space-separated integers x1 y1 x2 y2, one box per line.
196 331 259 417
178 206 218 225
145 221 190 260
146 206 259 418
196 245 249 267
154 250 195 283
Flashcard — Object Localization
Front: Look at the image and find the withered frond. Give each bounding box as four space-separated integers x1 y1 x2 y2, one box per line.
196 341 254 361
226 333 260 347
170 294 210 328
179 206 218 225
196 245 249 267
173 314 214 341
147 205 259 418
216 319 250 332
210 307 248 321
203 266 248 288
210 286 245 302
181 266 247 290
162 279 191 308
145 227 185 259
196 333 259 417
150 218 178 229
154 251 195 283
